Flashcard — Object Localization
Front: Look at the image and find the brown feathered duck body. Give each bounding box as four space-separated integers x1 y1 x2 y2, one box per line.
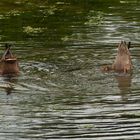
0 44 19 75
102 41 132 73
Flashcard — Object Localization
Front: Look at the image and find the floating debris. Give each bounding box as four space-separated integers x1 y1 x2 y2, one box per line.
85 10 104 26
23 26 47 34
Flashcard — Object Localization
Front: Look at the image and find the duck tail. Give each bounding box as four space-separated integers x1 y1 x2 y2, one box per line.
2 43 13 60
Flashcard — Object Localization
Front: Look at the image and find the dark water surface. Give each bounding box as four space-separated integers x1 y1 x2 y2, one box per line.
0 0 140 139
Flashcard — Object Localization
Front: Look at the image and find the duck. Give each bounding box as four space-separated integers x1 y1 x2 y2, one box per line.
102 41 132 73
0 43 19 75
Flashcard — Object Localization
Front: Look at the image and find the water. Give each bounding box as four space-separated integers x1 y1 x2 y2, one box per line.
0 0 140 139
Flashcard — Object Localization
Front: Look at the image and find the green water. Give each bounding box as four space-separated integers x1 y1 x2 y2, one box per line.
0 0 140 139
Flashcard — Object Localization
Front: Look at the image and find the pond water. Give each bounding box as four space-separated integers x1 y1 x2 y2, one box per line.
0 0 140 139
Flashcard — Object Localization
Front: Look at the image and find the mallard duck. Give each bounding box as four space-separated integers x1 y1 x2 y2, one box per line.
0 43 19 75
102 41 132 73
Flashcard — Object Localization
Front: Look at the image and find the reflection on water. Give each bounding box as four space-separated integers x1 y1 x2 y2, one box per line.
116 74 132 101
3 76 18 95
0 0 140 139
